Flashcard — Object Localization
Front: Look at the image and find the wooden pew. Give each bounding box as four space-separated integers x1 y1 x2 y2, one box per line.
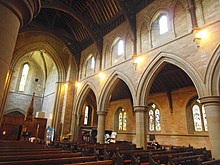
114 148 145 165
0 155 97 165
0 152 82 162
197 158 220 165
0 150 71 156
67 160 113 165
149 151 195 164
0 148 59 153
168 154 203 165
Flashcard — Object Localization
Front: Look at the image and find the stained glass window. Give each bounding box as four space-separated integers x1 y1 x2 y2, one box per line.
19 64 29 92
159 15 168 34
84 106 89 125
202 106 208 131
192 99 208 132
149 110 154 131
192 105 202 131
148 103 161 131
155 109 161 131
118 108 126 131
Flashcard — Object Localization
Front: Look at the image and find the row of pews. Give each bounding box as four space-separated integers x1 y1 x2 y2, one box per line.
0 140 112 165
50 141 220 165
1 140 220 164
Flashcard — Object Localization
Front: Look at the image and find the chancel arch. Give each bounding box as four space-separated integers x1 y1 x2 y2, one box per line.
4 31 78 139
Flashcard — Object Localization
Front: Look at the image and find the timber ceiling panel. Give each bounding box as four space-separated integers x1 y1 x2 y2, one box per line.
23 0 155 63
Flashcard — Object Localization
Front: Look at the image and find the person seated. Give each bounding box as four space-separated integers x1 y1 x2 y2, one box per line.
151 139 161 149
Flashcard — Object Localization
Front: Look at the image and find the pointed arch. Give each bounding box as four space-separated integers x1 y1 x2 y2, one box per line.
99 71 136 112
205 44 220 95
11 42 66 82
137 52 205 105
4 108 26 116
75 82 97 116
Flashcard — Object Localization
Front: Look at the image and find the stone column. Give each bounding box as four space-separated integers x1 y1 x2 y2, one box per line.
0 0 41 125
200 96 220 159
52 82 65 139
97 111 107 144
133 106 147 149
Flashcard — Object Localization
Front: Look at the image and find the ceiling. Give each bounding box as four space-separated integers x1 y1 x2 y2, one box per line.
23 0 155 63
21 1 195 99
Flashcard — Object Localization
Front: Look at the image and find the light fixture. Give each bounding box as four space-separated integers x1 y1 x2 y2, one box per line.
98 72 105 81
75 82 81 88
133 56 143 70
193 30 208 47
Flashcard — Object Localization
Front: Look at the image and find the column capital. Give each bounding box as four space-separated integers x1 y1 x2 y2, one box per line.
97 111 107 116
200 96 220 105
0 0 41 27
133 106 148 113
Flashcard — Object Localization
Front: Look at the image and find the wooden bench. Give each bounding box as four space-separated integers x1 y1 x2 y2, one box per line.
0 150 71 156
0 155 97 165
168 154 203 165
67 160 113 165
0 152 82 162
197 158 220 165
149 151 195 164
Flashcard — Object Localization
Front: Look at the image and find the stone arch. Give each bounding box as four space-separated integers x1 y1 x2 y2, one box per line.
11 42 66 82
99 71 136 112
75 82 97 117
137 52 205 106
205 44 220 96
4 108 26 116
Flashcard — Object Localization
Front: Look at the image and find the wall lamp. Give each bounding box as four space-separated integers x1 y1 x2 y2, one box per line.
98 72 105 81
193 30 208 47
133 56 143 70
75 82 81 88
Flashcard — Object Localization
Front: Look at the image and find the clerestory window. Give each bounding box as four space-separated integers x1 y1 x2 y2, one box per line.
19 63 29 92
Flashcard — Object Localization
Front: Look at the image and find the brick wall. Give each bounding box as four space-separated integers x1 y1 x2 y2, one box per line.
105 87 211 149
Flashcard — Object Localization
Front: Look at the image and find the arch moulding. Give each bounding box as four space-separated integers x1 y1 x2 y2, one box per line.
11 41 66 82
137 52 205 106
205 44 220 96
74 81 97 117
98 70 136 113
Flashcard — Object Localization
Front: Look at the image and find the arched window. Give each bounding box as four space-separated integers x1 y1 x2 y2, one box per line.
83 105 92 126
159 15 168 34
111 38 124 65
90 56 95 69
116 108 126 131
117 40 124 56
19 63 29 92
85 55 95 77
192 99 208 132
148 103 161 131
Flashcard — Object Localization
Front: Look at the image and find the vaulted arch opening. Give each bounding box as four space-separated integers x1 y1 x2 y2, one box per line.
145 63 210 149
104 79 135 143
